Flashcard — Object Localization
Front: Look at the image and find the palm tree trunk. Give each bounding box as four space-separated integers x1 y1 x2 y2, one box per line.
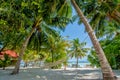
51 51 54 69
76 56 78 68
11 19 42 75
71 0 116 80
52 52 54 63
11 28 35 74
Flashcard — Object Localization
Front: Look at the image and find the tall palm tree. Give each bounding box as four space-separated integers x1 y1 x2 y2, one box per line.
10 0 72 74
70 38 88 68
71 0 116 80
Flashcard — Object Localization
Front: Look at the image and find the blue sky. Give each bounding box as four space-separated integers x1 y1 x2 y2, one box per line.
61 20 92 48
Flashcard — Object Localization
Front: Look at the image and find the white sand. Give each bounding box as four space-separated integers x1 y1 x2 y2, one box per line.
0 67 120 80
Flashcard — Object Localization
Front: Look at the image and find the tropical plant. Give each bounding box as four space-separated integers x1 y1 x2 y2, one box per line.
45 35 70 69
0 54 11 70
71 0 116 79
23 50 38 67
76 0 120 38
88 48 100 68
3 0 71 74
70 38 88 68
88 35 120 69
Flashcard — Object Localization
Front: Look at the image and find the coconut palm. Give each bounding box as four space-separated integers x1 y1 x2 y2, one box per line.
71 0 116 79
75 0 120 70
79 0 120 38
9 0 72 74
45 35 70 68
0 0 71 74
70 38 88 68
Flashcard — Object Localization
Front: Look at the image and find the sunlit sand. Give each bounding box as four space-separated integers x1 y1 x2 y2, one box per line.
0 67 120 80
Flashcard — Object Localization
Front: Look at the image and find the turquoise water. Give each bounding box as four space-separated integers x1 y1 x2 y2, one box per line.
67 61 90 68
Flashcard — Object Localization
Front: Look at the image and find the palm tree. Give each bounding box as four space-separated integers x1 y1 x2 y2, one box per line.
10 0 72 74
71 0 116 80
79 0 120 38
70 38 88 68
45 35 70 68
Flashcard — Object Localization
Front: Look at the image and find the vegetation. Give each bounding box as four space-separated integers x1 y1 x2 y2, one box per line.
70 38 88 68
0 54 11 70
79 0 120 70
45 36 70 69
0 0 72 74
88 34 120 69
0 0 120 80
71 0 119 79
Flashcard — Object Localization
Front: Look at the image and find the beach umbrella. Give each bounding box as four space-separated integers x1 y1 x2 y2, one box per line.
1 50 18 58
0 52 4 59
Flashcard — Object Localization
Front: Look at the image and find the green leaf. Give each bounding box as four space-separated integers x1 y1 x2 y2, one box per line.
21 2 28 7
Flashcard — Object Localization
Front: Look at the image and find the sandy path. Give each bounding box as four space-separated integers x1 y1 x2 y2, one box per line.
0 68 120 80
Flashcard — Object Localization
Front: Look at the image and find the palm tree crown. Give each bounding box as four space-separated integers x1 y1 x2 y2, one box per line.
70 38 88 68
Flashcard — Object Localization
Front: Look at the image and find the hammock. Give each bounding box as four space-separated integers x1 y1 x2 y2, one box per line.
39 53 72 69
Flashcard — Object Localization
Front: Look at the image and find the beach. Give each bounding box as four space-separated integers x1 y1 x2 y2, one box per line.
0 67 120 80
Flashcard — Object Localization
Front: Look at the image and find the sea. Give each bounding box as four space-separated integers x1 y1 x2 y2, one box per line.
67 60 91 68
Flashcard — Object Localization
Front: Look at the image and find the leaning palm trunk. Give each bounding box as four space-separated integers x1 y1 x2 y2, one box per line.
11 19 42 74
11 28 35 74
71 0 116 80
